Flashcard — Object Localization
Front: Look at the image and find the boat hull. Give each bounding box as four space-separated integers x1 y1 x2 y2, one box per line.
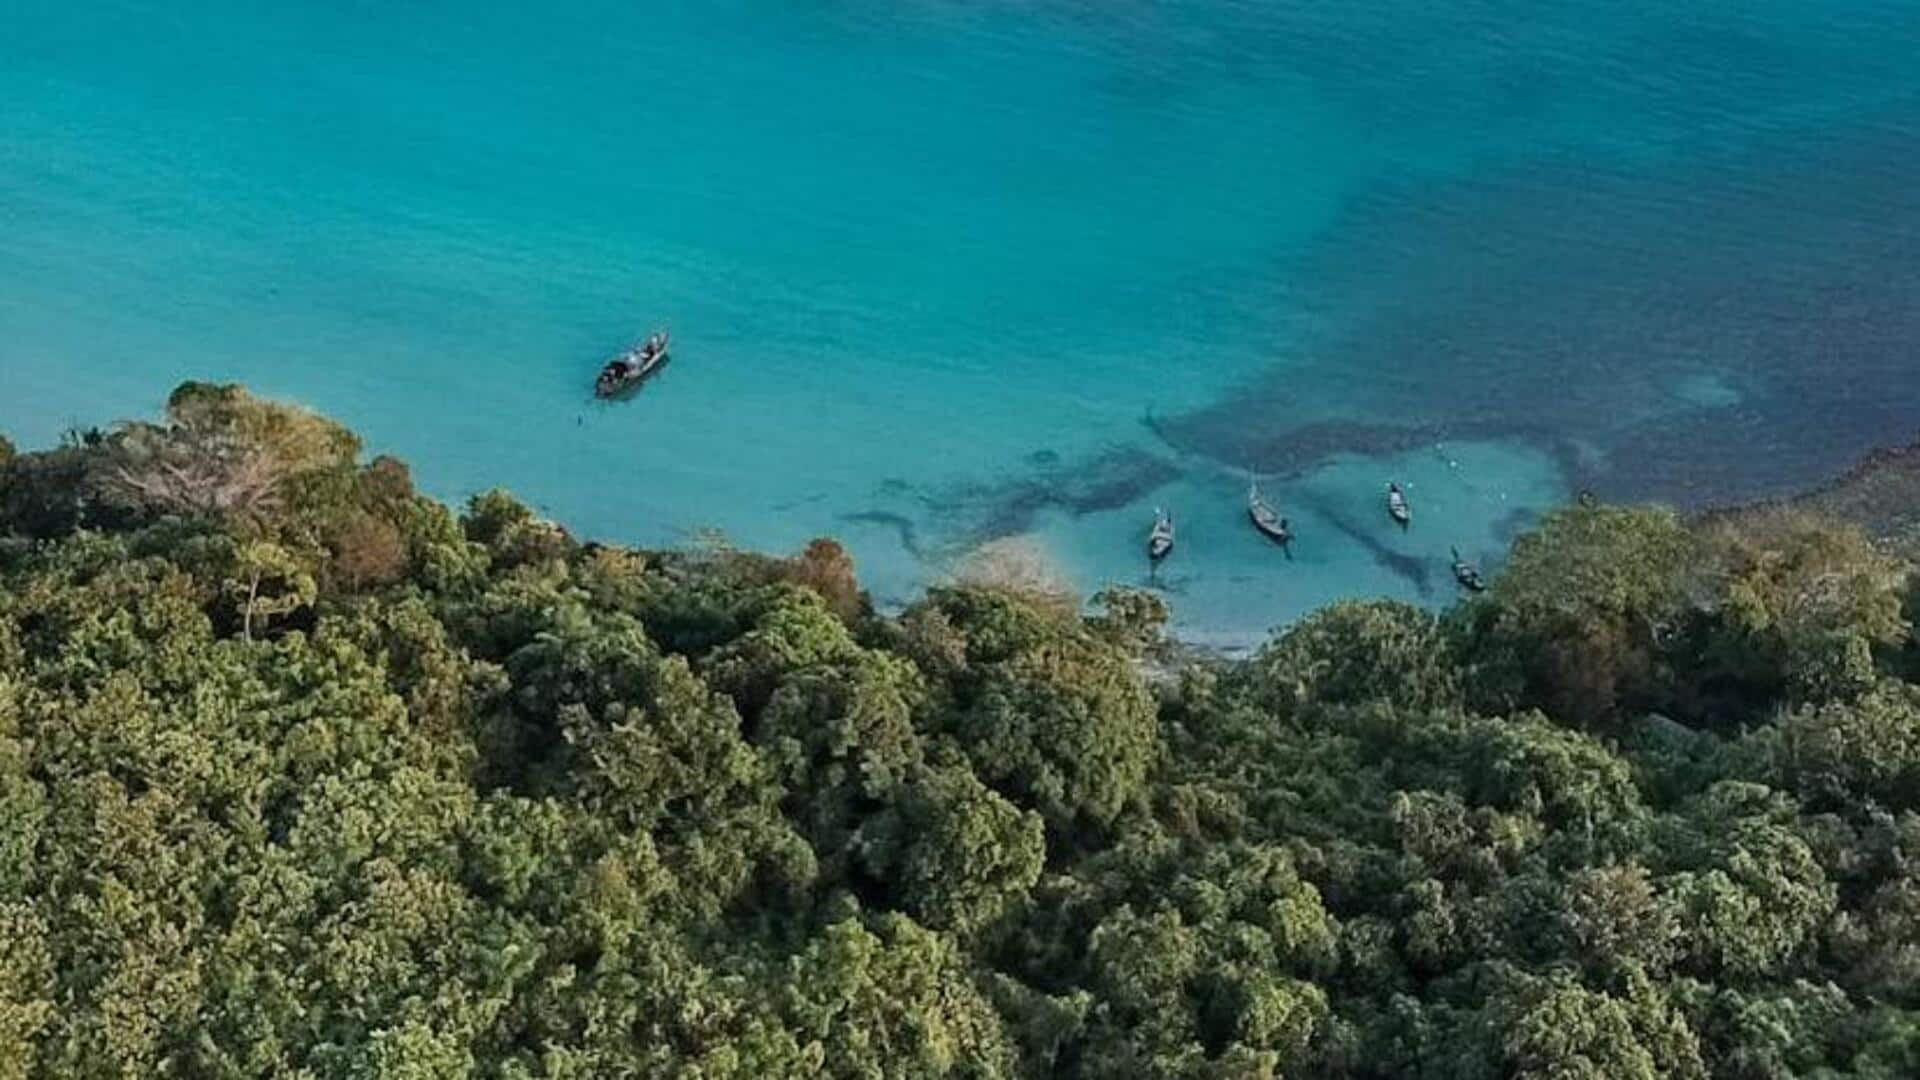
594 351 669 398
1386 485 1410 527
1248 506 1290 545
1147 509 1175 564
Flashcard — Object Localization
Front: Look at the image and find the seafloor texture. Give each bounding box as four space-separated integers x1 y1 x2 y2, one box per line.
2 0 1917 642
1154 126 1920 507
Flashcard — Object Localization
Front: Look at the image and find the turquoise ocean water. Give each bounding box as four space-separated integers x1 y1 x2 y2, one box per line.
4 1 1919 645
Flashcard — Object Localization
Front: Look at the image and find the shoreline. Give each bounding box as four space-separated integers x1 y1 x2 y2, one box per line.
8 400 1912 658
1693 435 1920 550
1158 433 1920 659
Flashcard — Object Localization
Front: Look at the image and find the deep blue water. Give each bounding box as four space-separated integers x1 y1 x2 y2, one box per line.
4 1 1918 644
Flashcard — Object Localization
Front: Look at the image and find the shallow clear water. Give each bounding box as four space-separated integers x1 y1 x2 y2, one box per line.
4 1 1919 643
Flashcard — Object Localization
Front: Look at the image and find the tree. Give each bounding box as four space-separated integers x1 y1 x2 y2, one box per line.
224 540 316 640
1495 970 1704 1080
0 904 55 1080
753 648 928 862
1086 588 1170 658
1743 681 1920 813
942 604 1158 837
329 509 409 590
1554 863 1681 978
97 382 359 522
787 538 866 623
1659 784 1836 980
1471 505 1694 726
1235 600 1463 716
854 764 1045 936
1693 509 1909 706
779 916 1022 1079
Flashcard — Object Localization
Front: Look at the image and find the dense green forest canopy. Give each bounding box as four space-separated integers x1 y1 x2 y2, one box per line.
4 384 1920 1077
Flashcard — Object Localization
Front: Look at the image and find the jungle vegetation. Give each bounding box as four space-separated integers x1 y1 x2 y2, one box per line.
4 383 1920 1078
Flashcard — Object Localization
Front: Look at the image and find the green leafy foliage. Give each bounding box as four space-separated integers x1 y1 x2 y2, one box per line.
1233 599 1464 715
2 388 1920 1077
1742 681 1920 812
920 587 1158 839
1476 504 1695 726
854 763 1045 936
1693 509 1911 706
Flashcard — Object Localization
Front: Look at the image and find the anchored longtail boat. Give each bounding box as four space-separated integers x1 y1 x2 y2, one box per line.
1386 482 1411 529
1147 508 1175 565
1451 547 1487 592
1247 477 1292 555
594 330 671 398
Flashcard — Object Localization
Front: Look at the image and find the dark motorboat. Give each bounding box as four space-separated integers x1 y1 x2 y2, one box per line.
594 330 671 398
1386 482 1411 529
1147 508 1175 565
1247 478 1292 555
1451 547 1487 593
